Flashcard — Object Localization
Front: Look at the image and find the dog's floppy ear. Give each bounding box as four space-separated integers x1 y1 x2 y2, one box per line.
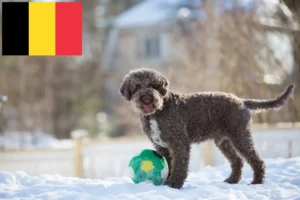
158 76 169 96
119 76 132 101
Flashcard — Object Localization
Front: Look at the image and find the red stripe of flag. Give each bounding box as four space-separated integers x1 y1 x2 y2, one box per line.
55 2 82 56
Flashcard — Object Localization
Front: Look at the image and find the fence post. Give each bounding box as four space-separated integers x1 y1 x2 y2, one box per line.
71 130 88 178
204 141 213 166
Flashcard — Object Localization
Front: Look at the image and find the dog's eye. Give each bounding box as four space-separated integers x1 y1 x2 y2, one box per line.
151 84 159 90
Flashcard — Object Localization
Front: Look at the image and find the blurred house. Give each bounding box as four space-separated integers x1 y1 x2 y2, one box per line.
102 0 183 74
102 0 296 107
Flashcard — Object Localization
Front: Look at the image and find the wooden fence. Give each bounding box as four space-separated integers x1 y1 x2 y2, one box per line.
0 122 299 179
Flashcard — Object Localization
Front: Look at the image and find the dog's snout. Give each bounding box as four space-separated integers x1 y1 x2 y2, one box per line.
142 95 153 104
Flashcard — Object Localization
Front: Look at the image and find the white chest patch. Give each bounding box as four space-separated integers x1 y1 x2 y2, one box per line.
149 119 168 148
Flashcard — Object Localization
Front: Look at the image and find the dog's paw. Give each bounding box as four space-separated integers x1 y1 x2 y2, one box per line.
250 179 265 184
164 179 183 189
224 177 241 184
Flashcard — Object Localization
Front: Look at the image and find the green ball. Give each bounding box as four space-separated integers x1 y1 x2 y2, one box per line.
128 149 169 186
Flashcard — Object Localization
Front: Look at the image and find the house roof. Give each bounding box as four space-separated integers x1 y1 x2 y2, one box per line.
115 0 294 29
115 0 182 28
256 0 299 33
256 0 293 18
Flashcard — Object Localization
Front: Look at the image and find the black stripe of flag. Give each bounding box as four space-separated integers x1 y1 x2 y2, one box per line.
2 2 29 56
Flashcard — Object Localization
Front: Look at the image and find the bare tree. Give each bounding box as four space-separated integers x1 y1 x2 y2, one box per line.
281 0 300 120
169 0 297 123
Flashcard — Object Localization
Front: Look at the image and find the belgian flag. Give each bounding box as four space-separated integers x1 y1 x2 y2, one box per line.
2 2 82 56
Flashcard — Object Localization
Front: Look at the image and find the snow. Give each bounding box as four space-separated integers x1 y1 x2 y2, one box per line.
0 131 73 150
71 129 88 139
1 157 300 200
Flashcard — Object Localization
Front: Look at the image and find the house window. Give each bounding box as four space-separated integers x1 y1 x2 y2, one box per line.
139 35 161 60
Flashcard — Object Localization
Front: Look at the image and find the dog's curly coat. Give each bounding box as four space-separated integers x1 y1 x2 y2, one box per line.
119 68 295 189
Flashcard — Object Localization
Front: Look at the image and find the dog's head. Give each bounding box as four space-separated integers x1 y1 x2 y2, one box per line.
119 68 169 116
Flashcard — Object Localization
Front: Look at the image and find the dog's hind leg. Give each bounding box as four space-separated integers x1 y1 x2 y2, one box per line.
215 139 244 184
229 130 266 184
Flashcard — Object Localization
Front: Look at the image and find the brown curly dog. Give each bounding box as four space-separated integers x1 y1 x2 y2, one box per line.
119 68 295 189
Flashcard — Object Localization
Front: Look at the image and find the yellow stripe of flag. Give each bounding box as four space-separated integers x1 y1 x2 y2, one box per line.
29 2 56 56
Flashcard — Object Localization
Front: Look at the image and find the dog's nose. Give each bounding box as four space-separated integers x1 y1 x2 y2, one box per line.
142 95 153 104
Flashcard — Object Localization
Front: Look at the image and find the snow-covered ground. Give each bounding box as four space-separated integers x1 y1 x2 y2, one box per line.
0 131 73 150
0 157 300 200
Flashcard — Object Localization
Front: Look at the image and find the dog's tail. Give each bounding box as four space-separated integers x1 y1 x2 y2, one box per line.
243 85 295 111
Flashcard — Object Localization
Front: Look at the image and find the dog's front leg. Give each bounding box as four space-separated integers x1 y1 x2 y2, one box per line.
164 143 190 189
153 144 172 179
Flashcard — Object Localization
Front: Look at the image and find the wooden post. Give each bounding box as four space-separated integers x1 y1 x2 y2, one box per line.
204 141 212 166
74 136 83 178
71 130 88 178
